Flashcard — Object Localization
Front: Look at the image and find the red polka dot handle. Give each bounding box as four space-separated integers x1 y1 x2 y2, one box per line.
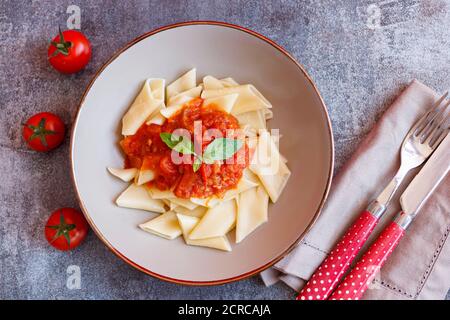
297 210 379 300
329 221 405 300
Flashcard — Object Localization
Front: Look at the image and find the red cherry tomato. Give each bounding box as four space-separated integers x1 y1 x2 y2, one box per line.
48 28 91 74
159 154 178 176
22 112 65 152
45 208 89 251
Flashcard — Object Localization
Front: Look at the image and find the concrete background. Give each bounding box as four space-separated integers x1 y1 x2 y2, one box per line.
1 0 449 299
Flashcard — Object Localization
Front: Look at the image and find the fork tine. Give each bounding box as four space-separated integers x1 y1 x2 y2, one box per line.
430 128 449 149
422 99 450 142
414 92 448 135
427 101 450 139
428 110 450 145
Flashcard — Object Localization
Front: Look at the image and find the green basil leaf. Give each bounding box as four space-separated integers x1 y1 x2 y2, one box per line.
160 132 181 149
193 157 202 172
160 133 243 172
203 138 243 162
172 138 195 155
160 132 195 156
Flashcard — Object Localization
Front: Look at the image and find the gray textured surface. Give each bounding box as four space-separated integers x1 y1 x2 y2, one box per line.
0 0 449 300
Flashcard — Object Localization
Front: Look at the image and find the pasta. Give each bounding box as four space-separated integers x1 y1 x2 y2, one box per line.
249 130 291 203
107 167 137 182
177 214 231 251
236 110 267 131
135 169 156 185
116 184 166 213
167 85 203 106
201 84 271 115
202 93 238 113
122 79 165 135
173 205 207 218
139 211 181 240
109 69 291 251
220 77 239 87
189 198 237 240
236 186 269 243
166 68 197 100
203 75 224 90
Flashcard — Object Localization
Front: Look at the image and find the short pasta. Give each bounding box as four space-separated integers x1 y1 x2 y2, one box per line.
108 68 291 251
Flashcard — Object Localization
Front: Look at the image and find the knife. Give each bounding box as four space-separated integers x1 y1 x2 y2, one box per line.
329 132 450 300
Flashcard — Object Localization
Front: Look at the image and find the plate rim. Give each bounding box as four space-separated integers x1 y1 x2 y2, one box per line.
70 20 335 286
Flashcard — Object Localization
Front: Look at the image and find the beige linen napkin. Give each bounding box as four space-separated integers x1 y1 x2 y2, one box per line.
261 80 450 300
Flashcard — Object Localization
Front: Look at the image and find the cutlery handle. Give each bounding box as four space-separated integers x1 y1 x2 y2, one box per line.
329 220 405 300
297 210 379 300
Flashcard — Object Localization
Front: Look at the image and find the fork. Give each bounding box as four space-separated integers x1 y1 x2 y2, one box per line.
297 92 450 300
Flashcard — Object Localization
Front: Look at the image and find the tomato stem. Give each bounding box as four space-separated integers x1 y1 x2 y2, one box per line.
49 27 72 58
26 118 56 148
46 210 76 247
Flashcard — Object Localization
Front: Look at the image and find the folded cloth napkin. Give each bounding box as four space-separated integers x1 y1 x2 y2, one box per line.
261 80 450 300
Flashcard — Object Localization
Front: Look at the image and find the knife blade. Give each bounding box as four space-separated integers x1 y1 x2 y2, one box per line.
397 132 450 227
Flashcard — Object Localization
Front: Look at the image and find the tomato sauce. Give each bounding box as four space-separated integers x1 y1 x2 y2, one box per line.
120 98 249 199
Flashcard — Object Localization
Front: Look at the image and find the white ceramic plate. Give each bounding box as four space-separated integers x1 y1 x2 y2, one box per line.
71 22 334 285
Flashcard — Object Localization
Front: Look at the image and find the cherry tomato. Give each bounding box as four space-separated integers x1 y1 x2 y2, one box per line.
175 168 196 198
48 28 91 74
45 208 89 251
22 112 65 152
159 154 178 176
